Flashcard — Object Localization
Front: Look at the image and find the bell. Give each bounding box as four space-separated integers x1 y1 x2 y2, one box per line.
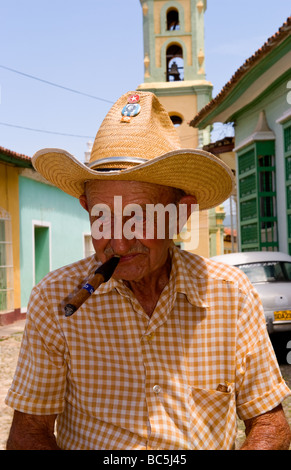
168 61 180 81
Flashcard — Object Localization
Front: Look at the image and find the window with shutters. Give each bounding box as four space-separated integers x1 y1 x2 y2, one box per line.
237 141 278 252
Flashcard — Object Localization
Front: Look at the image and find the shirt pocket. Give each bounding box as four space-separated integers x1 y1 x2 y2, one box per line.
188 385 237 450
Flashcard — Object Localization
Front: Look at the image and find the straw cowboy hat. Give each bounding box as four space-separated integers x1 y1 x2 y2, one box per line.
32 91 234 211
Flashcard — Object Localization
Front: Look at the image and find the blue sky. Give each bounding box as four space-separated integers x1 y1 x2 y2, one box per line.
0 0 290 161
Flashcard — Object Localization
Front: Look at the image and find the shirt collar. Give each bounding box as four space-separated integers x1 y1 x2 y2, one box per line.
94 247 208 309
170 246 208 308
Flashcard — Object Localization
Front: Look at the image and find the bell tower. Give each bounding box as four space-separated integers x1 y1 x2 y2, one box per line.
138 0 212 148
138 0 214 257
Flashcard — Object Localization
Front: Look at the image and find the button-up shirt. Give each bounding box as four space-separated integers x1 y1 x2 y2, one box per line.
6 247 290 449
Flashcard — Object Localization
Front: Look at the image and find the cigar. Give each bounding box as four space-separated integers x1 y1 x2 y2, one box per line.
64 255 120 317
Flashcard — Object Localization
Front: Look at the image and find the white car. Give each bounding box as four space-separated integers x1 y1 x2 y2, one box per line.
211 251 291 334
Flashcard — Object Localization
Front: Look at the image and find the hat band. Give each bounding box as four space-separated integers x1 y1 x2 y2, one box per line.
89 156 147 172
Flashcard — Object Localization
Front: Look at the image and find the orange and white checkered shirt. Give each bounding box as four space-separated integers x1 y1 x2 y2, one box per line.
6 247 290 450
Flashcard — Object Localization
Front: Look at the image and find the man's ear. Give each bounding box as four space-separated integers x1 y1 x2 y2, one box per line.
79 194 89 212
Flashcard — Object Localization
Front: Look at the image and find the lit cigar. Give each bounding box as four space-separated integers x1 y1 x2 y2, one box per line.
64 255 120 317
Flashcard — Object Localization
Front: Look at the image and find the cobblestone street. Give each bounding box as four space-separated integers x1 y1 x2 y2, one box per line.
0 323 24 451
1 321 291 450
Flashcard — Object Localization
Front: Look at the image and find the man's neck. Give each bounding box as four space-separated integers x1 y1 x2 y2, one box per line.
123 255 172 317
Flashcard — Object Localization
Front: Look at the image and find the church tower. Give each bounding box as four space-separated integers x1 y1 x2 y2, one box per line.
137 0 212 148
137 0 214 257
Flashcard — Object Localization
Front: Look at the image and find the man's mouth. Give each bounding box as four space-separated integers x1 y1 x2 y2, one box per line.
118 253 140 263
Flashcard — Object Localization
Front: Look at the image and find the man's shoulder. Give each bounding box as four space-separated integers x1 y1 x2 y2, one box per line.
177 248 252 294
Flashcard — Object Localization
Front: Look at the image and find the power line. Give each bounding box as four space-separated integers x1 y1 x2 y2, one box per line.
0 121 95 139
0 64 114 104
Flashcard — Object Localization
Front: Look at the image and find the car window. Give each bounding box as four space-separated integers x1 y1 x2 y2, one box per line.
283 262 291 280
236 262 291 283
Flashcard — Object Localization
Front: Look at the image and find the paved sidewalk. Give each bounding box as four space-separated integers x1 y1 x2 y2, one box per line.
0 321 25 450
0 319 26 339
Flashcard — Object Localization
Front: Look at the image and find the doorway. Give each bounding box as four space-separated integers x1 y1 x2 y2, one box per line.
33 223 50 285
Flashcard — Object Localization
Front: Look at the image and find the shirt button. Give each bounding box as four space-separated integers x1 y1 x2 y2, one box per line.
145 333 154 342
153 385 161 394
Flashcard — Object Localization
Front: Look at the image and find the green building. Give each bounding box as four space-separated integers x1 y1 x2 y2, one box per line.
190 17 291 254
18 168 92 308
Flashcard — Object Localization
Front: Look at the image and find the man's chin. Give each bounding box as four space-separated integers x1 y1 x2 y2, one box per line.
112 265 147 282
113 270 144 282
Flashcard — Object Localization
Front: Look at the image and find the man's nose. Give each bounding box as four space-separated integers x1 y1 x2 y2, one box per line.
109 233 136 256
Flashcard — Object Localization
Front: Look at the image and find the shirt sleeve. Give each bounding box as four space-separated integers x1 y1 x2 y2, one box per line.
235 285 290 421
5 285 67 415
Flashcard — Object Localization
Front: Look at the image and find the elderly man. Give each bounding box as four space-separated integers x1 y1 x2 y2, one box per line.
6 91 291 450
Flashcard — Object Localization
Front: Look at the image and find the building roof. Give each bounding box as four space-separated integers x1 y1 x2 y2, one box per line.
190 16 291 128
0 145 32 168
224 227 237 237
203 136 234 156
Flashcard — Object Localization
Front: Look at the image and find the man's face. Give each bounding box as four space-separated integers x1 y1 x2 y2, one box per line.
80 180 186 282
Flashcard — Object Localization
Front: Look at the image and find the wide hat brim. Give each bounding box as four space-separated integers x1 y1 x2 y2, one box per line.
32 147 235 211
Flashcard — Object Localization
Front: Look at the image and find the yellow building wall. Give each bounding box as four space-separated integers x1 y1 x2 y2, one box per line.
224 238 238 254
158 94 198 147
0 162 21 313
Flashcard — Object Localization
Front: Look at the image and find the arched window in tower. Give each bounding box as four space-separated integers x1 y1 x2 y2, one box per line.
169 114 183 127
167 8 180 30
166 44 184 82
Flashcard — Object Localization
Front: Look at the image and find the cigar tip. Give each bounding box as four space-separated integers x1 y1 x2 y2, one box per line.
65 304 77 317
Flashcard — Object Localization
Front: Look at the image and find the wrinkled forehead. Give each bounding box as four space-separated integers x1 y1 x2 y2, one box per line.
84 180 184 206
